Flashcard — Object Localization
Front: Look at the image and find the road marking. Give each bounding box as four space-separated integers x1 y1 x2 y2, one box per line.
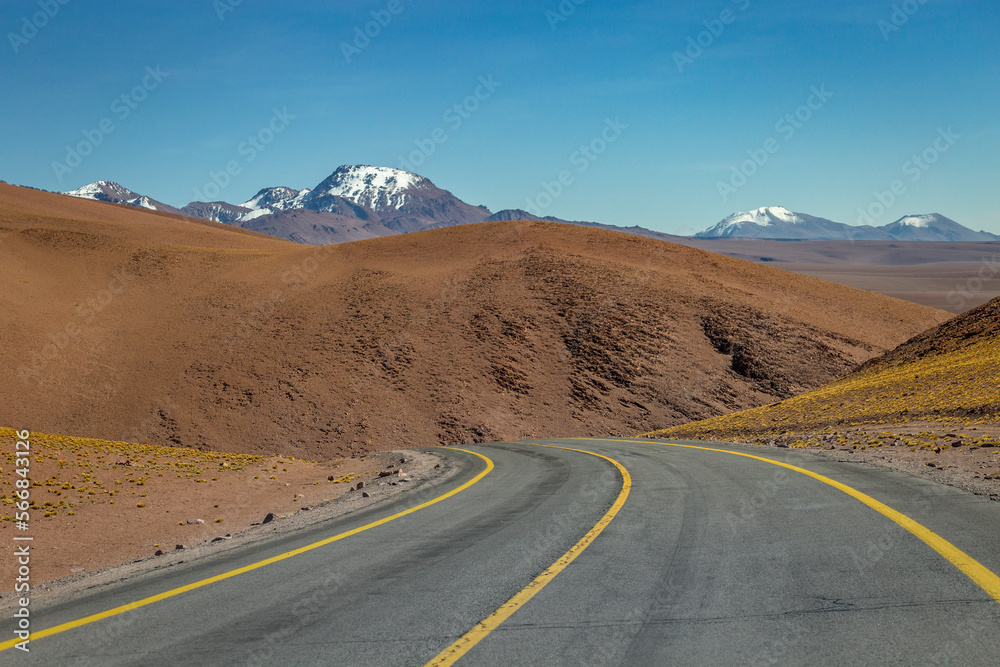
0 448 494 653
586 437 1000 604
427 443 631 667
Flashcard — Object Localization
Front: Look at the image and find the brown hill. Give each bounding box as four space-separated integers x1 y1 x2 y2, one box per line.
645 295 1000 436
643 297 1000 495
0 184 950 459
858 295 1000 370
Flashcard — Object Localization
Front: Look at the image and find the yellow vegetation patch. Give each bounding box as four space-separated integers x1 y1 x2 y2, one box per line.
0 427 267 522
644 335 1000 441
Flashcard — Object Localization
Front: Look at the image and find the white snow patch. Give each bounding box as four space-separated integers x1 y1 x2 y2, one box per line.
717 206 801 229
896 214 936 228
313 165 426 211
238 208 274 222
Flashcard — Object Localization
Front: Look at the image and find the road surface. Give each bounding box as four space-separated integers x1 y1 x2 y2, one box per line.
3 437 1000 665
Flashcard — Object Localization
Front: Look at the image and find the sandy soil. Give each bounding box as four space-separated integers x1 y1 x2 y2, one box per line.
778 262 1000 313
0 426 444 589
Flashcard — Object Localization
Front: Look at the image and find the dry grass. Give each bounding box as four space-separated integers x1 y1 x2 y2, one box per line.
644 334 1000 443
0 426 274 522
643 297 1000 483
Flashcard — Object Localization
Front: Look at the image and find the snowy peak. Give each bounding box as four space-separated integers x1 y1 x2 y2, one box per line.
179 201 251 225
895 214 937 229
696 206 808 238
62 181 181 214
728 206 801 227
695 208 996 241
879 214 1000 242
64 180 135 201
303 165 430 212
240 186 310 212
695 207 895 240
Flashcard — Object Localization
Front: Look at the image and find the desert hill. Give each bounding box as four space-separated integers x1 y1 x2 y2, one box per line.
647 295 1000 440
1 184 949 459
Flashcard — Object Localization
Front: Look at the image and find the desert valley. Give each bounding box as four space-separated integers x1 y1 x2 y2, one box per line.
1 171 998 590
3 3 1000 660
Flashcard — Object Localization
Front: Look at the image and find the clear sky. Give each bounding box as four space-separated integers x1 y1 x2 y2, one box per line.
3 0 997 235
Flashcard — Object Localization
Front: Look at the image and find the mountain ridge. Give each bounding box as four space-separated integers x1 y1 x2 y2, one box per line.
59 170 997 246
695 206 998 242
2 183 950 459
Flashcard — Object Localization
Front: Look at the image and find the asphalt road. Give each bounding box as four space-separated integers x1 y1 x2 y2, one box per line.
4 438 1000 665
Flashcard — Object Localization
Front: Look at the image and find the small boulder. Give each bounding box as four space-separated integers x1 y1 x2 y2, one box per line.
154 549 164 556
175 544 185 551
186 519 205 525
362 491 371 498
356 481 365 490
262 512 276 524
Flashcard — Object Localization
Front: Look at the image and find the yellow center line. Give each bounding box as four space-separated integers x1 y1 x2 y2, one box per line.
584 437 1000 604
0 448 494 653
427 443 631 667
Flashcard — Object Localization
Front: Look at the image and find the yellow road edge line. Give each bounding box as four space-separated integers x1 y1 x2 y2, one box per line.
585 437 1000 604
426 443 632 667
0 448 494 653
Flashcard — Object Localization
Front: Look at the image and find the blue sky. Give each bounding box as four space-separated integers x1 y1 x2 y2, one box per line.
3 0 997 234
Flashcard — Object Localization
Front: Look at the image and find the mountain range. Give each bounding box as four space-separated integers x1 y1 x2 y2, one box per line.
694 206 999 243
61 168 999 245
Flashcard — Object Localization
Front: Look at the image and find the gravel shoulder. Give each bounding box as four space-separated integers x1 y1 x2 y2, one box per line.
0 448 458 613
656 422 1000 501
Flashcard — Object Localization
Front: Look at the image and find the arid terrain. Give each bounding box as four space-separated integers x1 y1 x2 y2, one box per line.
646 295 1000 496
680 238 1000 313
1 184 949 461
0 425 439 587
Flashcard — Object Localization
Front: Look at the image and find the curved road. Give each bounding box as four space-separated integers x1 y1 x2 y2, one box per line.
4 438 1000 665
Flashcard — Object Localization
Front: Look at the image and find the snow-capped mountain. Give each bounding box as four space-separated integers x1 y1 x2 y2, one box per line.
61 171 997 248
879 214 1000 242
695 207 997 242
63 181 182 215
299 165 489 233
178 166 489 236
695 207 892 240
178 201 251 224
240 186 310 213
302 165 424 212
